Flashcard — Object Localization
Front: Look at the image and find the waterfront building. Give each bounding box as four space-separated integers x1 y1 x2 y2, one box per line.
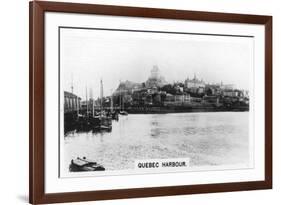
115 80 142 94
64 91 81 113
205 84 222 96
220 83 236 90
222 90 240 97
203 95 220 105
131 89 146 105
184 74 205 89
80 100 87 110
174 84 184 93
64 91 81 133
197 87 205 94
242 90 249 98
164 93 174 102
163 94 191 106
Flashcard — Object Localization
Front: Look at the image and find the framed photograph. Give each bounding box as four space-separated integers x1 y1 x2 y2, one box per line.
29 1 272 204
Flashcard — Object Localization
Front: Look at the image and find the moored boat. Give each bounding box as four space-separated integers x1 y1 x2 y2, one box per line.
69 157 105 172
98 79 113 131
119 110 128 115
100 115 112 131
90 116 101 130
111 111 119 121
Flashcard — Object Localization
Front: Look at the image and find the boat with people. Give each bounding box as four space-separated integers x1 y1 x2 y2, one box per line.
69 157 105 172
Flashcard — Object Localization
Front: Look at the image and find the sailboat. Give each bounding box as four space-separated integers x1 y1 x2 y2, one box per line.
77 86 92 131
99 79 112 131
110 90 119 121
119 87 128 116
89 90 101 131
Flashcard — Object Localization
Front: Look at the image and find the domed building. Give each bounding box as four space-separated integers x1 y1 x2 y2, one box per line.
145 65 166 88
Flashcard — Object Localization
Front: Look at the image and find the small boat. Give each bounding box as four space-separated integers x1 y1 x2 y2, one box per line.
69 157 105 172
119 110 128 115
76 114 92 131
100 116 112 131
119 86 128 116
91 116 102 130
111 111 119 121
98 80 113 131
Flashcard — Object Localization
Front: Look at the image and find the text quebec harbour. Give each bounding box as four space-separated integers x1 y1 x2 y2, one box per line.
135 158 190 170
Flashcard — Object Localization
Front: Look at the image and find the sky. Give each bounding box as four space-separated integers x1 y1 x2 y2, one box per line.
61 28 253 100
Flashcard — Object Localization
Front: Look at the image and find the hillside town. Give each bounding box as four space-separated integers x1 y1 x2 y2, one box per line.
65 65 249 115
103 65 248 112
64 65 249 133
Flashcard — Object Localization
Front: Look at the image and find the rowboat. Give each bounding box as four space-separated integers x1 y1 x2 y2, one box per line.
69 157 105 172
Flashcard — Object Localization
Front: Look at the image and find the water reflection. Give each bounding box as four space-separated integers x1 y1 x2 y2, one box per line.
64 112 249 172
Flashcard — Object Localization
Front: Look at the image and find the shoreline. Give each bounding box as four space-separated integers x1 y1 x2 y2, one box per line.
126 106 249 114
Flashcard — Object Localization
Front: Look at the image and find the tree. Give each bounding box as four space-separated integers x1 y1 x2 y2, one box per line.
160 84 177 95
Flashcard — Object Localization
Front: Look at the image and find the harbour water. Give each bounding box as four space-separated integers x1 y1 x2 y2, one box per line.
64 112 249 173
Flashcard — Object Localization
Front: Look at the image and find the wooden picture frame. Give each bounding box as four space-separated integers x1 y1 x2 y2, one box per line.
29 1 272 204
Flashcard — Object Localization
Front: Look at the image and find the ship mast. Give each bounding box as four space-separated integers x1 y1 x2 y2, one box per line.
86 86 88 116
91 88 95 117
122 92 124 111
119 80 122 111
110 89 113 113
100 79 103 112
71 73 74 94
70 74 79 116
77 96 79 116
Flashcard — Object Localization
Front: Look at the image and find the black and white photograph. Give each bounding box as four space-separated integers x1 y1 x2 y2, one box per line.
26 1 272 204
60 27 253 177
